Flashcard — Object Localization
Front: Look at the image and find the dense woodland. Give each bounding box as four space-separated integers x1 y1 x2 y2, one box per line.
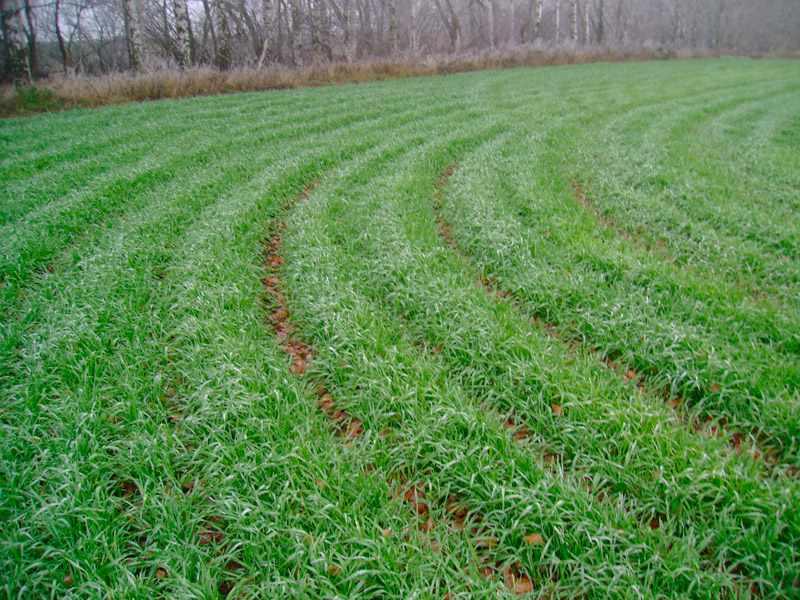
1 0 799 83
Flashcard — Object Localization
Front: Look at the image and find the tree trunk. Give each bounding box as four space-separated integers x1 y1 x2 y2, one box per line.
214 0 232 69
236 0 262 58
533 0 542 39
201 0 218 64
467 0 478 46
261 0 277 62
520 0 535 43
409 0 419 52
360 0 376 56
672 0 684 46
289 0 301 63
276 0 286 61
340 0 356 60
306 0 317 57
596 0 603 44
583 0 589 44
173 0 194 67
387 0 398 56
616 0 629 44
555 0 561 42
433 0 461 52
122 0 145 72
1 0 32 82
22 0 36 77
160 0 171 56
570 0 577 42
487 0 496 48
621 4 628 45
54 0 75 74
310 0 331 60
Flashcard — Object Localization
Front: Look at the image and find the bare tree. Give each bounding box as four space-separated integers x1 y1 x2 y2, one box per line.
122 0 144 70
386 0 397 55
6 0 800 80
595 0 603 43
583 0 588 43
288 0 301 61
213 0 231 68
256 0 277 67
172 0 193 67
710 0 730 50
433 0 461 52
1 0 33 81
488 0 497 47
518 0 541 43
407 0 423 52
22 0 37 74
555 0 561 41
615 0 629 44
54 0 75 73
569 0 576 42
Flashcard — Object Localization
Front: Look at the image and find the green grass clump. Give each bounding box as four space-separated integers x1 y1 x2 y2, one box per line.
2 59 799 598
0 87 64 118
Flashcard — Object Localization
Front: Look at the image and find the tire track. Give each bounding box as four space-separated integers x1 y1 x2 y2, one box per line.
263 180 534 596
262 181 365 446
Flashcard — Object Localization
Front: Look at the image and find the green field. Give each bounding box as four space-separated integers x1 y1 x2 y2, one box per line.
2 58 799 599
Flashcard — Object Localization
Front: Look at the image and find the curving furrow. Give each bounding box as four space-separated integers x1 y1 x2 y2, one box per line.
434 161 800 598
0 89 461 319
2 80 491 597
263 180 364 446
342 136 800 595
572 78 800 304
568 178 798 473
440 127 800 469
278 124 800 596
266 121 552 595
268 184 537 594
284 182 632 595
4 58 800 599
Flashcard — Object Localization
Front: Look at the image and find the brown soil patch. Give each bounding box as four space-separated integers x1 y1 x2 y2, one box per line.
262 181 364 446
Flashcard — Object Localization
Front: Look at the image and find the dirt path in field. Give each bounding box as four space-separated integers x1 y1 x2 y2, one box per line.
262 181 534 596
263 182 365 445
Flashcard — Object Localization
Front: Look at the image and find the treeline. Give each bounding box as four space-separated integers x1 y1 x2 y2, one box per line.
2 0 799 83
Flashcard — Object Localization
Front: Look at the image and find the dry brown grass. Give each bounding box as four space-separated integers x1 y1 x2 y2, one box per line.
1 47 721 117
